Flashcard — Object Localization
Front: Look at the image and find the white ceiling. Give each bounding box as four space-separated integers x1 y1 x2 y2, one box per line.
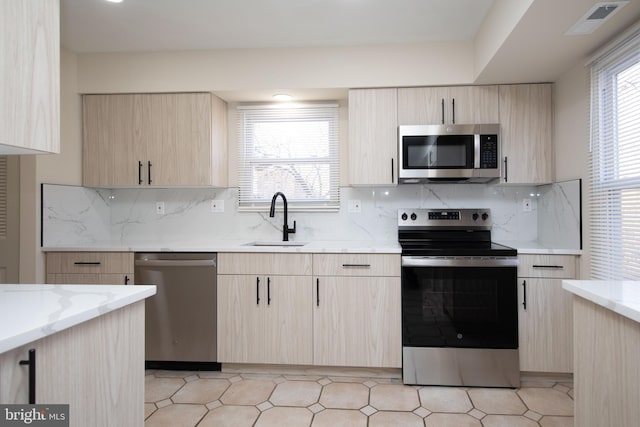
60 0 494 52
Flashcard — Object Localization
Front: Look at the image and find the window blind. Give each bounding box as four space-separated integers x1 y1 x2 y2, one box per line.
237 103 340 211
590 28 640 280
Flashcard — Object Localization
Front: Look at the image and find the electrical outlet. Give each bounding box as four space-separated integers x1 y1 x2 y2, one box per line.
156 202 165 215
523 198 532 212
348 200 362 213
211 199 224 213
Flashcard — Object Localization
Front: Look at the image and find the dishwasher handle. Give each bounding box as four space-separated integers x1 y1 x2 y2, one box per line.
134 259 216 268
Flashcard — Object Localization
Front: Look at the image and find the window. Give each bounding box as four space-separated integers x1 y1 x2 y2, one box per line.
237 103 340 211
590 28 640 280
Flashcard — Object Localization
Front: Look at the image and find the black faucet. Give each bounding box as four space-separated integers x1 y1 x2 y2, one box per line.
269 192 296 241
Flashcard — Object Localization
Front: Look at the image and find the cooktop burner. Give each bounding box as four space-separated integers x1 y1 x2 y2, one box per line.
397 208 516 257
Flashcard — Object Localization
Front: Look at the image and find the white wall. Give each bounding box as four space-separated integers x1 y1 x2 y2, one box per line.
553 62 591 278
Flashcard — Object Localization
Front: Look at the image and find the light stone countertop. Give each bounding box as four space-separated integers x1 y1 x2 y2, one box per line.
0 284 156 354
41 240 402 254
496 240 583 255
562 280 640 323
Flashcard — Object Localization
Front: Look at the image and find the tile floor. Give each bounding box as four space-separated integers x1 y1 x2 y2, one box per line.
145 370 574 427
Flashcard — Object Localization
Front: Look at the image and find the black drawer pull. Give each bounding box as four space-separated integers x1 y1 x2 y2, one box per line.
19 349 36 404
73 262 101 265
342 264 371 268
532 265 565 269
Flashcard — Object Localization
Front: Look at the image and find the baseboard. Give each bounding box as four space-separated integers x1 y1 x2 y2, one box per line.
221 363 402 379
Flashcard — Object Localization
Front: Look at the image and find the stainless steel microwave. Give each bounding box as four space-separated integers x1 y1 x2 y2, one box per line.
398 124 500 183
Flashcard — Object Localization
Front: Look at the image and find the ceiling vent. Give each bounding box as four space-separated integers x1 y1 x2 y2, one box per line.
565 1 629 35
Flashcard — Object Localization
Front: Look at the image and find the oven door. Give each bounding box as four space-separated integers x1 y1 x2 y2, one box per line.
401 256 518 350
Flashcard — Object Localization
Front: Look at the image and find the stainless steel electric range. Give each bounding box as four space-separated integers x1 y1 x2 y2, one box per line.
399 208 519 388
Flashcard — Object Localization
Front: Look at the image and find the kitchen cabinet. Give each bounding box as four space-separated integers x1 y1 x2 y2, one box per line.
217 253 313 365
499 84 554 184
0 301 145 426
46 252 134 285
348 88 398 186
82 92 227 187
397 85 499 125
517 254 577 373
313 254 401 368
0 0 60 154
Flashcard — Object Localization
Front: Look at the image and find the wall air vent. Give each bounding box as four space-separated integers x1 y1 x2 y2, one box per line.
565 1 629 35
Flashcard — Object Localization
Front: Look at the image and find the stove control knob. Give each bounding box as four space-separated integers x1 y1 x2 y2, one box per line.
401 213 408 221
482 212 489 221
472 213 479 221
410 213 417 221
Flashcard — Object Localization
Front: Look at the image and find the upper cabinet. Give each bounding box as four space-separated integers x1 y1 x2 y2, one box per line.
398 86 499 125
82 93 228 187
499 84 554 185
348 88 398 186
0 0 60 154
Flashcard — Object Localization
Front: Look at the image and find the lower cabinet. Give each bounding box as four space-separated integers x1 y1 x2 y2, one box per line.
518 254 578 373
46 252 134 285
313 276 401 368
0 302 145 426
217 274 312 365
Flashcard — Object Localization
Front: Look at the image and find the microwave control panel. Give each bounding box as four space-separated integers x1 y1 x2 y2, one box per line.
479 134 498 169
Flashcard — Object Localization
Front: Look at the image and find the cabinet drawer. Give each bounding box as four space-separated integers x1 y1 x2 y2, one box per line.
518 255 577 278
46 252 134 274
218 253 312 276
313 254 400 277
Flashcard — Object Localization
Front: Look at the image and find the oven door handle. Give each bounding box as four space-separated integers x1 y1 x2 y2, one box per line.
401 257 519 268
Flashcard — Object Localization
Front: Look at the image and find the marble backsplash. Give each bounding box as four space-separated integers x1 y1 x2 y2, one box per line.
42 181 581 249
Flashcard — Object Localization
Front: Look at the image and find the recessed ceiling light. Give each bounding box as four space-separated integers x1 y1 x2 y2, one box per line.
273 94 293 101
565 1 628 36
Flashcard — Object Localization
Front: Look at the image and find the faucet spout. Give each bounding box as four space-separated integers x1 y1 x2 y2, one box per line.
269 192 296 241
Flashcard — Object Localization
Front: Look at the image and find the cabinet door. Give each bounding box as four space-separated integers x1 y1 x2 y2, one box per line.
518 278 573 372
263 276 312 365
499 84 554 184
348 88 398 186
398 87 449 125
83 94 144 187
146 93 213 186
46 273 132 285
217 275 265 363
0 0 59 154
448 86 499 124
313 276 401 368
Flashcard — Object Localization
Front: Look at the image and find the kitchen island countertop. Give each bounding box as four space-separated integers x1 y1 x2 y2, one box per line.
0 284 156 353
562 280 640 323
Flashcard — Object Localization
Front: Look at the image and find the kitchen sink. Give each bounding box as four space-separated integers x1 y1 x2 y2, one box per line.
244 241 308 247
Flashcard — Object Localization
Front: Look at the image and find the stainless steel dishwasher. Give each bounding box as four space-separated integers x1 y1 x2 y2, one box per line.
135 253 219 370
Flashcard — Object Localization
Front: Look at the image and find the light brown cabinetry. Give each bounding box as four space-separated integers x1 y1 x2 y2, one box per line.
0 302 145 426
0 0 59 154
217 253 313 365
348 88 398 186
313 253 401 368
517 254 577 373
46 252 134 285
499 84 554 184
398 85 499 125
82 93 227 187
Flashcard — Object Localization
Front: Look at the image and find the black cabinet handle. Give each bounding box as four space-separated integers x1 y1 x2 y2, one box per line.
451 98 455 124
522 280 527 310
256 277 260 305
316 278 320 307
148 161 152 185
19 349 36 404
391 158 394 184
73 262 101 265
138 161 143 185
504 157 508 182
532 265 565 269
342 264 371 268
124 275 130 285
267 277 271 305
441 98 445 124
